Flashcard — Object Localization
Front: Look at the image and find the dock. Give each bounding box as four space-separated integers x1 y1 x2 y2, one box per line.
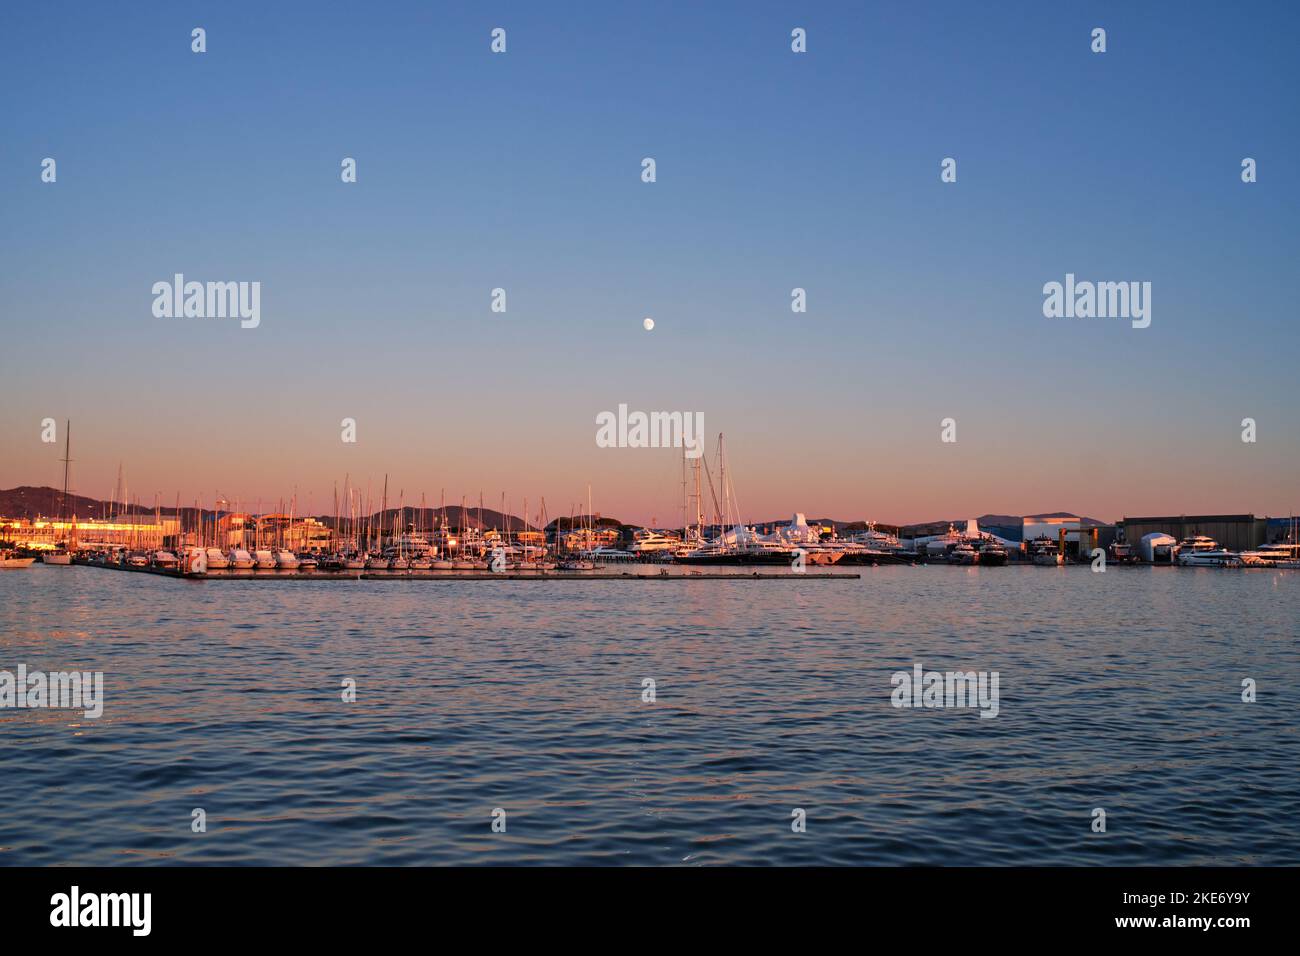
71 558 858 581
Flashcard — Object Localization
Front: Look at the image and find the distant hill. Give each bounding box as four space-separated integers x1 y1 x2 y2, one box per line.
0 486 569 532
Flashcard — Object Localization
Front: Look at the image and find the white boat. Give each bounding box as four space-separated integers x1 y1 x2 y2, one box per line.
253 549 277 569
205 548 230 569
365 553 389 570
42 550 72 565
274 549 300 570
1176 537 1240 567
297 553 319 570
228 548 255 570
1240 542 1300 568
0 550 36 569
629 529 683 553
127 550 151 567
152 550 179 568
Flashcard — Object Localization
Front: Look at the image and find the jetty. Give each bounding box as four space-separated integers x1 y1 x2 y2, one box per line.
71 557 857 582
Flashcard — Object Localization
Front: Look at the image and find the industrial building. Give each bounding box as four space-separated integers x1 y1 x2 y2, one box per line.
1120 515 1266 552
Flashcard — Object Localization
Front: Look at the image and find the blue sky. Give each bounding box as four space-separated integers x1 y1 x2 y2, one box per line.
2 1 1297 523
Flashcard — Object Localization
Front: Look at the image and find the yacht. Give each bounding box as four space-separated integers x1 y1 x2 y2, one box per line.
975 539 1009 566
296 552 319 570
1240 542 1300 568
227 548 255 570
1107 541 1138 564
253 549 277 570
0 550 36 569
947 542 978 565
151 550 179 569
42 548 72 565
274 549 300 570
629 529 683 554
126 550 151 567
1029 537 1063 566
1175 536 1239 567
205 548 230 569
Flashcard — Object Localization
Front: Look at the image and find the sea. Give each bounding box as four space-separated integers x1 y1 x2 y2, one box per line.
1 563 1296 865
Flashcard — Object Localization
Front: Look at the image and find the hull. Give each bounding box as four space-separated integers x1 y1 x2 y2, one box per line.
977 550 1009 566
0 557 36 568
42 552 73 565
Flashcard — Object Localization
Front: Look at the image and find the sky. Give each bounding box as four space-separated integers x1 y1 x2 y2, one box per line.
1 1 1297 526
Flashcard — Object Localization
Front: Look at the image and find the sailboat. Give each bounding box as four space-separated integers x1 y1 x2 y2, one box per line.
43 420 74 564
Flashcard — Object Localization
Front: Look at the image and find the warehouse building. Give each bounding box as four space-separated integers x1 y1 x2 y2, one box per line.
1120 514 1266 552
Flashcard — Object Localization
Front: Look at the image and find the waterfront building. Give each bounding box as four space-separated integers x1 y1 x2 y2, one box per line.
1120 515 1266 553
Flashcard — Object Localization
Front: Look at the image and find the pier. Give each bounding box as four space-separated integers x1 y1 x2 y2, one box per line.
71 558 858 581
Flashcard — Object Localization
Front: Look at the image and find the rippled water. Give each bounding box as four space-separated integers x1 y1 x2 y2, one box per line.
1 564 1296 865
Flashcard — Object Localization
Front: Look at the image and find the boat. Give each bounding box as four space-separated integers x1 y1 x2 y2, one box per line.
43 422 77 566
365 553 389 570
253 549 277 570
1029 536 1063 566
408 555 432 571
179 547 208 576
975 540 1009 566
1240 542 1300 568
151 550 179 568
629 529 683 554
1176 537 1240 567
296 553 319 570
342 553 366 571
947 542 979 565
228 548 255 570
127 550 151 567
0 550 36 569
205 548 230 569
922 526 964 562
1107 541 1139 565
274 549 300 570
